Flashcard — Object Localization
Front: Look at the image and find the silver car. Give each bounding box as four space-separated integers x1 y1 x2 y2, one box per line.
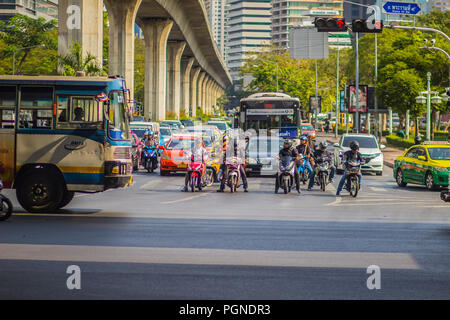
246 136 284 176
333 134 386 176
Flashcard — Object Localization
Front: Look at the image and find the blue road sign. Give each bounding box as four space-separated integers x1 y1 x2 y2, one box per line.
383 2 421 15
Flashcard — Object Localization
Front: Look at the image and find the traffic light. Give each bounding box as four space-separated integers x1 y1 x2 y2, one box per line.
314 18 347 32
352 19 383 33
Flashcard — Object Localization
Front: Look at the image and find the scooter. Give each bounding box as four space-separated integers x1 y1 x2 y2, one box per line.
314 156 331 192
0 162 13 221
142 146 158 173
277 155 296 194
226 157 242 193
187 154 207 192
343 158 363 198
297 154 309 185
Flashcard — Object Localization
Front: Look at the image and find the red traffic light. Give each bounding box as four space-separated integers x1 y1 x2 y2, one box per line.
314 18 347 32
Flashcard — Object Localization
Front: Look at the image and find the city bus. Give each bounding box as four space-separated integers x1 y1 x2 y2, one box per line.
0 75 133 213
238 92 302 138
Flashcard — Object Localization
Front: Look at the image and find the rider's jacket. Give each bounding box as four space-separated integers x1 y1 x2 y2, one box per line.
279 146 299 158
143 138 155 147
313 149 333 164
342 150 363 169
296 144 312 157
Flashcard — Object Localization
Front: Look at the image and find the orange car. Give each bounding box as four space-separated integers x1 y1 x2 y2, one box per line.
160 134 203 176
300 123 316 141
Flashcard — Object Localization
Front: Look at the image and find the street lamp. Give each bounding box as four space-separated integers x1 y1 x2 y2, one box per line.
13 44 45 75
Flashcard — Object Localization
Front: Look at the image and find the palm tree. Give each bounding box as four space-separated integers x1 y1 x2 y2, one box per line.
59 42 103 76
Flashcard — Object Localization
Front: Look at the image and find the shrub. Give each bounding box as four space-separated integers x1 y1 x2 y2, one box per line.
386 135 415 149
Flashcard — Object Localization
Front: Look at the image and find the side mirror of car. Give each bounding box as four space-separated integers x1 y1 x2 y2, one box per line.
380 144 386 150
333 143 339 148
418 155 427 161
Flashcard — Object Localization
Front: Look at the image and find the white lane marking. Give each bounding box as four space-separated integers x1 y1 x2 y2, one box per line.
0 243 420 270
161 192 209 204
326 196 342 206
139 179 163 190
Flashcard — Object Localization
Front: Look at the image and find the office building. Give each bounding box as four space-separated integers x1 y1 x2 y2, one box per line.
272 0 344 48
226 0 272 81
428 0 449 12
0 0 58 22
204 0 228 57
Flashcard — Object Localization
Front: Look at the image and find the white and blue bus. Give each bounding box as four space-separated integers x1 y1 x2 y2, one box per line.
0 75 133 213
239 92 302 138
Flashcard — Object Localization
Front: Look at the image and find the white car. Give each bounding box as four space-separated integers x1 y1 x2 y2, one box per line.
333 134 386 176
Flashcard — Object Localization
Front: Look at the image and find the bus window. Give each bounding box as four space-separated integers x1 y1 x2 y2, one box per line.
0 86 16 129
57 96 69 124
19 87 53 129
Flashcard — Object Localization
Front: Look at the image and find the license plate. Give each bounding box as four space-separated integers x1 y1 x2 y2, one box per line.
262 165 272 170
178 163 188 168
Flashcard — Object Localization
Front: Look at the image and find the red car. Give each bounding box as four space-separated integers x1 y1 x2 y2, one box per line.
160 134 202 176
300 123 317 141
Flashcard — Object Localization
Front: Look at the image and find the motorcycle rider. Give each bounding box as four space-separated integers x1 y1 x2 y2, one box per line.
336 140 364 196
296 136 314 188
217 136 248 192
277 139 301 194
141 131 156 165
182 138 208 192
308 141 336 191
414 135 422 145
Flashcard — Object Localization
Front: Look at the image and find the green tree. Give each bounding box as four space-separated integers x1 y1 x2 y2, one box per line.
58 42 103 76
0 14 57 74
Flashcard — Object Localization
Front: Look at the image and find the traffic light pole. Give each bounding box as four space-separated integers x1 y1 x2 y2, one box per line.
335 47 340 139
355 33 360 134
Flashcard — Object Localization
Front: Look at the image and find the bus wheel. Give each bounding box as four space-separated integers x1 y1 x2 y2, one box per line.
58 190 75 209
16 171 64 213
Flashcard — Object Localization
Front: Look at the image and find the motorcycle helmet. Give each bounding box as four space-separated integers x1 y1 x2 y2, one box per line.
283 139 292 149
350 140 360 151
414 135 422 145
319 141 328 151
300 136 307 142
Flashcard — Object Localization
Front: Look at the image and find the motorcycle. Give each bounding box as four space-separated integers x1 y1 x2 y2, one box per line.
0 163 13 221
341 157 362 198
142 146 158 173
297 154 310 185
314 157 331 192
277 155 296 194
225 157 242 193
187 153 207 192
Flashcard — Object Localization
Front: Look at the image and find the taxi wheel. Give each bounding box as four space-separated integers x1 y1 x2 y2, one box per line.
396 169 407 187
425 172 438 191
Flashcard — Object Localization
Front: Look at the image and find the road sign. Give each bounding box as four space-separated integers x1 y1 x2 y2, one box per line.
289 28 329 59
382 2 421 15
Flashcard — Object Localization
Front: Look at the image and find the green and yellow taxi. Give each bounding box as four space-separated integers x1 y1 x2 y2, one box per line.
394 143 450 190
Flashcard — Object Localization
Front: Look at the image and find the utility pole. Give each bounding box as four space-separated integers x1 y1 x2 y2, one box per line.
335 47 340 138
355 33 360 134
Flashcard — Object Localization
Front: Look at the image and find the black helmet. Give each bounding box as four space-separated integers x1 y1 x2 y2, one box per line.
350 140 359 151
414 135 422 145
319 141 328 151
283 139 292 148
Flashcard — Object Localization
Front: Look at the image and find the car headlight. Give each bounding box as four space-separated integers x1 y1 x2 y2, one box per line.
247 158 257 165
435 167 449 172
161 154 171 161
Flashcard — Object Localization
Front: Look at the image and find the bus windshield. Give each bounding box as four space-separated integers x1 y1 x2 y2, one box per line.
108 91 130 140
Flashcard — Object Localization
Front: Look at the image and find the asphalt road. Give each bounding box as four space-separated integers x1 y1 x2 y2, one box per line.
0 162 449 300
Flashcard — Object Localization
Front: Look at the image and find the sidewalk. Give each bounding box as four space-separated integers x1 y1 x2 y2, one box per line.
316 132 404 168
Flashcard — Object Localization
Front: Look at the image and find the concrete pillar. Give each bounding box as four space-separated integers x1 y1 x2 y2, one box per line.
202 76 209 114
181 57 195 118
197 71 206 115
166 41 186 119
104 0 142 101
139 19 173 121
58 0 103 66
190 67 201 118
